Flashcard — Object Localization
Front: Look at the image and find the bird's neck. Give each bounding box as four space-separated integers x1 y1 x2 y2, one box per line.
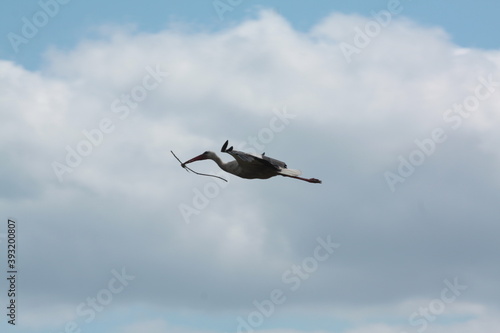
210 154 227 170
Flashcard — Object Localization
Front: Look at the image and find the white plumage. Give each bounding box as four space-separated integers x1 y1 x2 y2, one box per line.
181 140 321 184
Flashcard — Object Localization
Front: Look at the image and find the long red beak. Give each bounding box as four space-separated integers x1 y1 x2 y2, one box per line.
181 154 207 167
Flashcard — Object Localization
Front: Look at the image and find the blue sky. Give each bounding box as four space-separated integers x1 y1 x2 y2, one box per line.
2 0 500 70
1 1 500 333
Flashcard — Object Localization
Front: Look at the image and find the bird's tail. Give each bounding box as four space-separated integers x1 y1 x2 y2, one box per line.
278 168 302 177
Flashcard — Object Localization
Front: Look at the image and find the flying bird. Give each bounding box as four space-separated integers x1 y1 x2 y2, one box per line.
181 140 322 184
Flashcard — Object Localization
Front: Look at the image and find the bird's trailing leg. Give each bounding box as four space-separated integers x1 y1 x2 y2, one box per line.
282 175 322 184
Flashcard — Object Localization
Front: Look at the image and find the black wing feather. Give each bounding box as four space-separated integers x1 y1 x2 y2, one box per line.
221 140 229 152
221 140 286 170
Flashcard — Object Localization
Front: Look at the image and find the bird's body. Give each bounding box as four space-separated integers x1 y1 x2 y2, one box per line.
182 140 321 184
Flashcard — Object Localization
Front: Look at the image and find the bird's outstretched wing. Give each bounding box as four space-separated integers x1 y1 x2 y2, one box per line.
220 140 301 176
221 140 256 163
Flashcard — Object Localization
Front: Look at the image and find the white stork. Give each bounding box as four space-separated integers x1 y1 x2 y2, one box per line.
181 140 322 184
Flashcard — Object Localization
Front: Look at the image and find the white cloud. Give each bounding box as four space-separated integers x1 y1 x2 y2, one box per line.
2 9 500 333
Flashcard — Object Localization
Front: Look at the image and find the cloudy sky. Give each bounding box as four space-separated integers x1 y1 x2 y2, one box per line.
2 1 500 332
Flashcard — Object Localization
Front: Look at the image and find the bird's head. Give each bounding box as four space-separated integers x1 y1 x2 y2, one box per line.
181 151 216 167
